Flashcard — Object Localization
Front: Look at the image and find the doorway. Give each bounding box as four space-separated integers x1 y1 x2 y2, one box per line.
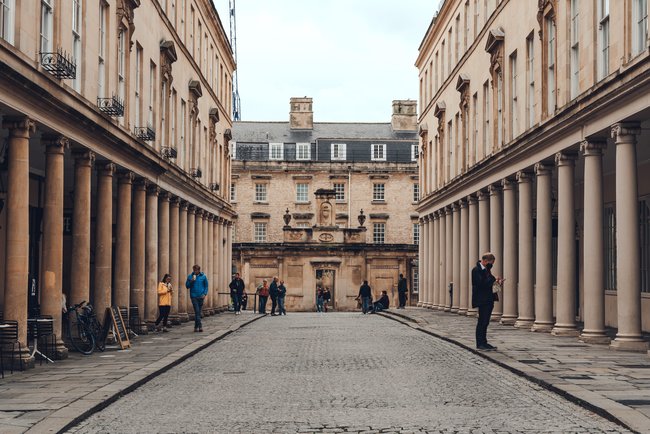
315 269 335 311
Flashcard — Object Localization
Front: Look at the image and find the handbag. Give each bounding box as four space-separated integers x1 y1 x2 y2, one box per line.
492 281 501 302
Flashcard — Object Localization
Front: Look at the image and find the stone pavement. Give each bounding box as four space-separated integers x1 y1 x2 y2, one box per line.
70 312 628 434
381 308 650 434
0 310 263 434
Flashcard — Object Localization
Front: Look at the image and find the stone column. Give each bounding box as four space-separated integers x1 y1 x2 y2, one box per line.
459 199 469 315
195 210 204 270
501 178 518 325
130 179 147 312
515 171 535 328
451 203 461 313
467 195 479 316
226 221 233 307
207 214 214 310
93 163 115 321
610 123 648 351
218 218 225 307
417 218 425 307
114 172 134 310
552 152 579 336
532 163 554 332
178 202 189 321
478 190 490 256
145 185 160 323
438 208 447 311
489 184 503 321
213 217 221 309
202 213 209 310
419 217 428 306
158 192 170 285
431 213 439 308
169 197 180 322
445 206 453 311
40 135 68 359
579 141 610 344
187 206 196 318
70 150 95 306
2 117 35 367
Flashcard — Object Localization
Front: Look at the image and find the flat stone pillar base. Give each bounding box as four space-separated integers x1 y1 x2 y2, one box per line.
450 308 459 314
54 338 69 360
169 315 182 325
514 319 534 328
500 316 517 326
466 309 478 317
490 314 502 322
531 322 553 333
458 308 468 315
579 332 611 345
551 326 580 337
610 338 649 352
443 307 451 312
178 313 189 322
416 302 423 307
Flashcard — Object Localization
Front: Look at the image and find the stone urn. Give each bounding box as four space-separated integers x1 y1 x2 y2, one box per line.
283 208 292 226
358 209 366 227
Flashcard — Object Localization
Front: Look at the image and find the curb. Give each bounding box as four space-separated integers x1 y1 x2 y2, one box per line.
378 311 642 434
26 314 266 434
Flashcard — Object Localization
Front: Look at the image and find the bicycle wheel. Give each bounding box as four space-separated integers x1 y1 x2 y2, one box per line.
91 317 106 352
68 315 94 355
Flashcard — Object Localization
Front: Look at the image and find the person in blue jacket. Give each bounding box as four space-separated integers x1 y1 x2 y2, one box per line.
186 264 209 332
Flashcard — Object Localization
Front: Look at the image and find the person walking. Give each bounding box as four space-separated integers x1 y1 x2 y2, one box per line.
155 274 173 332
316 287 324 312
186 264 208 332
357 280 372 314
269 276 279 316
471 252 504 350
229 273 245 315
322 287 331 312
277 280 287 315
256 279 270 314
397 273 408 309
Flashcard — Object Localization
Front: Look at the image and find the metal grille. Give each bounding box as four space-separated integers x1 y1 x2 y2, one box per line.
40 48 76 79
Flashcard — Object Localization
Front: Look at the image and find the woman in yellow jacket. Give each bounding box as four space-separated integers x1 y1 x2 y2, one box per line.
155 274 173 332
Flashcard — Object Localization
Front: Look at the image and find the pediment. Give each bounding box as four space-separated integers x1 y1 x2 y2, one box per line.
189 80 202 98
160 40 178 63
434 101 446 119
485 27 505 53
455 73 471 92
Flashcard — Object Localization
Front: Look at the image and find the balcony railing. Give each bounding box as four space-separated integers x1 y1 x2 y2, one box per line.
161 147 177 159
134 125 155 141
97 94 125 117
40 48 76 79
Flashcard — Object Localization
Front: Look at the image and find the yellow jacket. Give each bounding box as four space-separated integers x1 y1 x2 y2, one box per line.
157 282 172 306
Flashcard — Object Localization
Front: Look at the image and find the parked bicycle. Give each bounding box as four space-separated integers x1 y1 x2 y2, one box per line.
64 301 106 355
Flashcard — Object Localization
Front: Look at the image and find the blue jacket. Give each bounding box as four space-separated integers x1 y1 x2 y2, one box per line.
186 272 209 298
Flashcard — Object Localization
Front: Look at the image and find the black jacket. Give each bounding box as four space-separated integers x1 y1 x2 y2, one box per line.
269 281 279 298
376 294 389 309
277 284 286 298
471 261 496 308
229 278 245 296
358 284 372 298
397 277 408 293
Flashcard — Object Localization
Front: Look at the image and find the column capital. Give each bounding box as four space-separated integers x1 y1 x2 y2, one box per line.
580 139 607 156
207 214 215 222
501 177 516 190
611 122 641 143
159 191 171 202
555 151 578 167
196 209 205 218
451 202 460 211
419 217 425 224
534 162 553 176
488 183 502 195
170 195 181 207
188 204 197 214
423 214 431 223
147 184 161 196
133 177 148 190
179 200 189 210
467 194 478 205
97 162 116 176
516 170 534 183
227 220 233 227
477 189 489 201
459 198 468 208
3 116 36 138
42 134 69 154
443 206 452 216
117 171 135 184
72 149 95 167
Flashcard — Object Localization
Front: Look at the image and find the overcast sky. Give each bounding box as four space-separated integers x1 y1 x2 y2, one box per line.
212 1 438 123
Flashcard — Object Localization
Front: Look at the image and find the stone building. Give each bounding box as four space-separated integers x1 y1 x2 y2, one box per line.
231 98 419 311
416 0 650 351
0 0 235 367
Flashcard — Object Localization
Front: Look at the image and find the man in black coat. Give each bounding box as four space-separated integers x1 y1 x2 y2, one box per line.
397 274 408 309
269 276 279 316
357 280 372 314
229 273 245 315
471 252 503 350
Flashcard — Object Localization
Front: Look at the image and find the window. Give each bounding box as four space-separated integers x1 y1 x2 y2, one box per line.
447 29 452 75
331 143 346 160
180 0 185 41
413 184 420 202
296 222 310 228
230 183 236 202
412 268 419 294
231 224 236 243
296 183 309 202
633 0 648 56
455 15 461 64
413 223 420 245
230 141 237 159
254 183 267 202
441 41 446 79
411 144 419 161
371 144 386 161
598 0 610 80
570 0 580 99
373 223 386 244
334 183 346 202
510 51 518 139
118 29 126 101
189 6 194 54
472 92 478 164
526 34 535 128
180 99 186 168
254 223 267 243
97 3 106 98
0 0 15 43
448 119 454 178
434 52 439 93
72 0 82 91
148 62 156 128
170 89 176 148
546 17 556 113
197 21 202 62
40 0 53 54
373 183 385 201
483 80 490 157
160 81 167 145
464 1 469 51
604 204 616 290
473 0 479 37
135 45 142 126
269 142 284 160
296 142 311 160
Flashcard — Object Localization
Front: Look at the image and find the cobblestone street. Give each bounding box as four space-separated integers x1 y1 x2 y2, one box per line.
69 313 629 434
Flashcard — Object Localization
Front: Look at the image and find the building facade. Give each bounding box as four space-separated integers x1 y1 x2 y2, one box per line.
0 0 235 367
416 0 650 351
231 98 420 311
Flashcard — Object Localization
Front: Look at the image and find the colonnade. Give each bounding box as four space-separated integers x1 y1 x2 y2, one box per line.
1 116 234 367
418 123 649 352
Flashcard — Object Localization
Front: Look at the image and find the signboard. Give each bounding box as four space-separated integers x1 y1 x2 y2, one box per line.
106 306 131 349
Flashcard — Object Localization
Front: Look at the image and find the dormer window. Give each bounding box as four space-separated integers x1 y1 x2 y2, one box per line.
331 143 346 160
269 142 284 160
371 144 386 161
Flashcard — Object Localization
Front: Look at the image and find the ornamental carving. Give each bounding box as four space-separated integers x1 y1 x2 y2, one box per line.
160 41 177 87
116 0 141 49
537 0 557 40
318 233 334 242
289 231 303 241
485 27 505 78
188 80 202 121
434 102 446 146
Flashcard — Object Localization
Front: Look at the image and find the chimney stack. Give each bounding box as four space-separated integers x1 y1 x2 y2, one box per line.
391 100 418 132
289 97 313 130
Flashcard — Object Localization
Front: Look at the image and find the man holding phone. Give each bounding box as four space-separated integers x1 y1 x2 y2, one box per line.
186 264 209 332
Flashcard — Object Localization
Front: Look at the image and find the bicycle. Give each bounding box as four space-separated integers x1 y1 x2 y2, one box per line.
64 301 106 355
